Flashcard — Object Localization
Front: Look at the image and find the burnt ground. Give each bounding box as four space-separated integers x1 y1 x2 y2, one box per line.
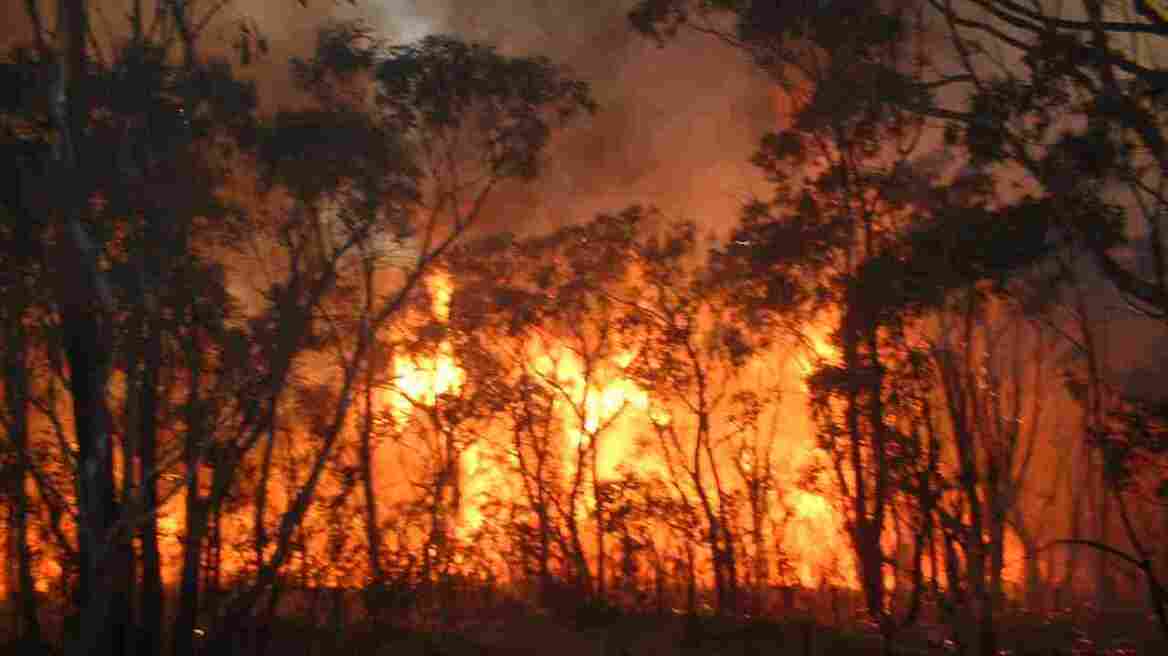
249 605 1161 656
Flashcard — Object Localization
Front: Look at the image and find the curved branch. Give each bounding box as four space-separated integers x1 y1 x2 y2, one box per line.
1039 537 1147 570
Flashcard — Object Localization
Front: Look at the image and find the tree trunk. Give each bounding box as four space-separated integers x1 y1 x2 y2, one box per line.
1013 518 1044 613
206 496 224 617
173 495 206 656
1060 451 1086 607
5 319 43 648
989 506 1006 622
48 0 125 652
255 409 277 568
173 343 207 656
3 504 15 638
360 379 383 581
1096 481 1115 608
115 400 136 656
138 305 164 656
565 444 593 596
722 519 739 615
855 520 885 628
537 500 552 605
592 448 605 602
359 263 384 582
684 545 696 616
66 307 123 656
749 490 766 615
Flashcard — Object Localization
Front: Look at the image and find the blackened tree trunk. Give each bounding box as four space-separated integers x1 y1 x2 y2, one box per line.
65 297 121 656
116 367 136 656
174 499 206 656
173 333 206 656
359 261 384 582
46 0 122 652
136 218 165 656
204 486 225 619
4 310 43 648
591 447 606 602
255 405 278 568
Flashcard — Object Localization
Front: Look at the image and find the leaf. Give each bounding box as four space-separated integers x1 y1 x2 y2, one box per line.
375 36 593 180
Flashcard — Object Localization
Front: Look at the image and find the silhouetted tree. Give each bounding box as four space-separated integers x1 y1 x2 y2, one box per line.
627 218 773 617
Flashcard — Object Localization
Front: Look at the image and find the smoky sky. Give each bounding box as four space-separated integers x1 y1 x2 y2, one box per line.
242 0 778 235
0 1 781 234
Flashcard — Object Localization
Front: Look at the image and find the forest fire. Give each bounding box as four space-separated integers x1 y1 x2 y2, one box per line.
389 272 464 418
372 272 853 590
4 1 1167 656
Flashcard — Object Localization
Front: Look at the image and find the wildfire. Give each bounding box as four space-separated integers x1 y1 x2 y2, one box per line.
527 341 653 479
389 272 464 420
795 326 838 386
0 268 1041 607
384 273 856 590
783 490 852 588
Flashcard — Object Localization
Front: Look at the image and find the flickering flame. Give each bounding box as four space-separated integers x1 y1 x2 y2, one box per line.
0 269 1044 605
783 489 852 588
376 274 861 591
366 280 1051 598
389 272 464 421
384 272 490 537
796 327 837 387
527 341 652 479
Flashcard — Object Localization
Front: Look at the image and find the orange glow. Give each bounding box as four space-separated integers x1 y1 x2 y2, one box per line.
784 489 852 587
380 273 856 590
795 326 838 385
0 272 1033 605
389 272 464 421
526 340 652 479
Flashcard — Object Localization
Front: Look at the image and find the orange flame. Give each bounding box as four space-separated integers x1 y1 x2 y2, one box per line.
390 272 463 419
385 274 856 590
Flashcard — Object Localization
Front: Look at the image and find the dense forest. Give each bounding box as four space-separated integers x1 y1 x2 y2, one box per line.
1 1 1167 655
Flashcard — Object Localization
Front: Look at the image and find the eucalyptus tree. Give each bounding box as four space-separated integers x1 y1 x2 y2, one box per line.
446 233 573 603
912 0 1168 632
446 207 646 602
10 2 260 654
203 28 594 653
631 4 946 643
6 4 594 655
627 3 1132 650
622 217 781 618
638 2 1168 635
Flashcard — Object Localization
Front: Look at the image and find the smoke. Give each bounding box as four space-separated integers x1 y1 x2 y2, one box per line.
0 1 775 234
238 0 777 235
